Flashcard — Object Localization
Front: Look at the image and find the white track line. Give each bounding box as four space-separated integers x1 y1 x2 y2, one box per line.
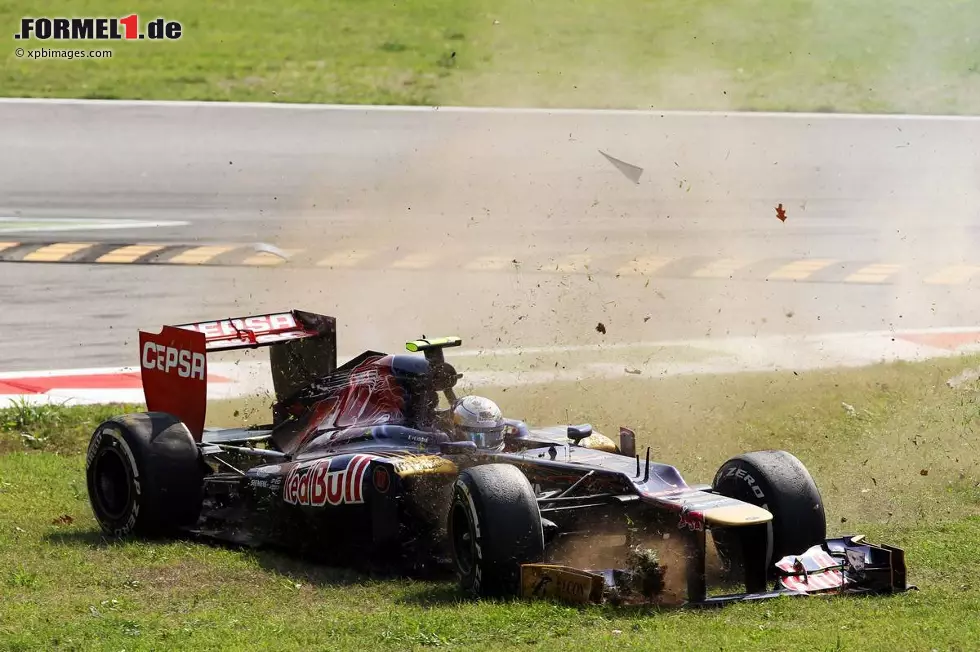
0 97 977 121
0 366 142 379
0 217 189 233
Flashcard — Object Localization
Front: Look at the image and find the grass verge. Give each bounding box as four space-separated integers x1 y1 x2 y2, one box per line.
2 355 980 650
0 399 142 455
3 1 980 113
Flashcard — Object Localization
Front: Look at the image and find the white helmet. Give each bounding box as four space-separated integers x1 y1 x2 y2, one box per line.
452 395 505 448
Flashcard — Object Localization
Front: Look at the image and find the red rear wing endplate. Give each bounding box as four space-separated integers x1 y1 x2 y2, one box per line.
139 325 209 440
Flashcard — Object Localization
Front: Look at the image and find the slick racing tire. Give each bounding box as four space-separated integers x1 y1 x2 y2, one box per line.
86 412 204 538
710 450 826 579
448 464 545 598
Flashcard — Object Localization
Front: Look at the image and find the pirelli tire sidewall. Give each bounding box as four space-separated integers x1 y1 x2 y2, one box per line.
711 450 827 576
86 412 204 538
448 464 545 598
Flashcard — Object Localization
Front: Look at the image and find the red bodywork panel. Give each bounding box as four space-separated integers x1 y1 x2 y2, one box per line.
139 325 208 441
324 356 409 429
275 354 413 454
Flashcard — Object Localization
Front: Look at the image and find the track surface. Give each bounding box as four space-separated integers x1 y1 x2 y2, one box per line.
1 100 979 371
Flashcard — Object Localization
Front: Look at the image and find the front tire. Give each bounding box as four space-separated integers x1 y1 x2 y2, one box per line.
711 450 826 579
86 412 204 538
448 464 544 598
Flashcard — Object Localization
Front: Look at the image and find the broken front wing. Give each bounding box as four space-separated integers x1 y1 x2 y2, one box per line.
520 535 911 606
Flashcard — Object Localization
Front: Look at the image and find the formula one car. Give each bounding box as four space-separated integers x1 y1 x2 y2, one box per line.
85 310 910 605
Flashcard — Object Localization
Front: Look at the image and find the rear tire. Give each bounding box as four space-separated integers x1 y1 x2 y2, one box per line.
86 412 204 538
448 464 544 598
711 450 826 579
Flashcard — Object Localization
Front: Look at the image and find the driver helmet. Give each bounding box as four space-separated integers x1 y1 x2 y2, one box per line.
452 395 505 448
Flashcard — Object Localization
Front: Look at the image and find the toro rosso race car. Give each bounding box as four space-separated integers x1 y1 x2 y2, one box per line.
86 310 911 605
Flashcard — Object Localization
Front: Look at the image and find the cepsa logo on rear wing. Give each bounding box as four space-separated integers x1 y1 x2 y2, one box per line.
139 325 208 439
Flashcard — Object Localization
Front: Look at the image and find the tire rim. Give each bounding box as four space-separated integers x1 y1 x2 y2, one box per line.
450 500 475 577
92 447 131 520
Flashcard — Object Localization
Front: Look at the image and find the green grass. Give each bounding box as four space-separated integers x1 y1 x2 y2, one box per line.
0 398 142 455
3 355 980 650
4 1 980 113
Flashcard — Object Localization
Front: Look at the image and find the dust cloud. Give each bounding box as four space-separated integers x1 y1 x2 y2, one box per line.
258 112 801 351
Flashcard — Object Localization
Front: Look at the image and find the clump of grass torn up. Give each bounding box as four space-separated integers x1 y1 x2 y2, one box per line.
606 546 668 605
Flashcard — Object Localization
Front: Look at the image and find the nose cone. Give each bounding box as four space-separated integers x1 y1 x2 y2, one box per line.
702 503 773 527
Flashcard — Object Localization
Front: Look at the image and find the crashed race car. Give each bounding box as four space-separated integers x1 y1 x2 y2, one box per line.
85 309 911 606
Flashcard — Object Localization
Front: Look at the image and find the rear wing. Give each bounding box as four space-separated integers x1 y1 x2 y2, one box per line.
139 310 336 440
174 311 333 352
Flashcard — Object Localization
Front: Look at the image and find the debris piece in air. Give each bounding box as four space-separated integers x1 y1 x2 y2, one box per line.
625 367 642 375
920 469 929 477
598 150 643 184
775 203 787 222
252 242 291 260
643 315 651 322
596 322 607 335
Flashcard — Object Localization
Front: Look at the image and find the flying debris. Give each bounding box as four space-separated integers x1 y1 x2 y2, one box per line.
252 242 291 260
775 203 788 222
598 150 643 184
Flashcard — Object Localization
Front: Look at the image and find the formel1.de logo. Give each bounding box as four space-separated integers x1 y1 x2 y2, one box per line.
15 15 182 41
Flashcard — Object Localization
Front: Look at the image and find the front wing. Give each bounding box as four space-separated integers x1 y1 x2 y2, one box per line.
520 535 912 606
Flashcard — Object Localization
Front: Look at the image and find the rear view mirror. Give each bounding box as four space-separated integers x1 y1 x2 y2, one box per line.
567 424 593 443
